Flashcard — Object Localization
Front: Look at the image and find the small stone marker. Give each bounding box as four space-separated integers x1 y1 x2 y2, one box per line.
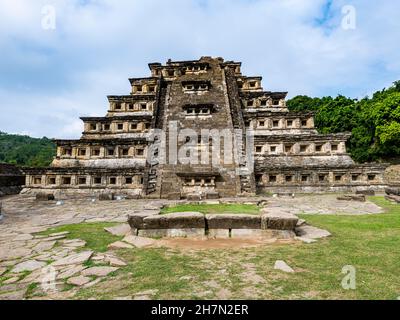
274 260 294 273
104 224 131 236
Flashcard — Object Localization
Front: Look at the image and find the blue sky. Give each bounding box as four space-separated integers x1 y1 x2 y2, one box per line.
0 0 399 138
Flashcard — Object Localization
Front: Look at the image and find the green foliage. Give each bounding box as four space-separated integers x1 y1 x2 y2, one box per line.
287 81 400 163
161 203 260 215
0 132 56 167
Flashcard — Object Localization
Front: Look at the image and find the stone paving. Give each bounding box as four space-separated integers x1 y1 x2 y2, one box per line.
0 194 383 300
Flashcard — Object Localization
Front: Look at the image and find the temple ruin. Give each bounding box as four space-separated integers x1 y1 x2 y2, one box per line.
23 57 388 199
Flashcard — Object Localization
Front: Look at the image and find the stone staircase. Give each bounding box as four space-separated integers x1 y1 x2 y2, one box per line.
144 80 170 197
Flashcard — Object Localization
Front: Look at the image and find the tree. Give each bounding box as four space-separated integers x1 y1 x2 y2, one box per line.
286 81 400 163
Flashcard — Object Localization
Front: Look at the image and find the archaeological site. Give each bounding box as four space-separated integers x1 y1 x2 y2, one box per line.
22 57 388 199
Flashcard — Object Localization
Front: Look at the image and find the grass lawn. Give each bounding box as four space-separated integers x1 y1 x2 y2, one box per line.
160 203 260 215
37 222 123 252
33 197 400 300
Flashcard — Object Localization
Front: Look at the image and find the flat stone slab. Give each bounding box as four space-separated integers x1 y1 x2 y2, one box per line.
104 224 131 236
67 275 91 286
295 225 331 240
59 239 86 248
11 260 46 273
261 212 299 230
57 265 87 280
32 241 56 253
105 255 127 267
337 195 366 202
123 235 156 248
206 214 261 229
108 241 134 250
81 266 119 277
14 234 34 241
385 194 400 203
0 248 32 261
274 260 294 273
0 289 26 300
51 251 93 267
142 212 205 229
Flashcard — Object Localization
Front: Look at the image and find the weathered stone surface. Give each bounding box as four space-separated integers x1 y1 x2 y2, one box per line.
356 190 375 196
128 211 159 229
99 193 115 201
83 278 102 288
207 229 230 239
67 275 91 286
296 219 306 227
138 228 205 238
104 224 131 236
295 225 331 240
11 260 46 273
81 266 118 277
385 194 400 203
261 212 298 230
128 215 144 229
0 267 7 276
231 229 265 238
14 234 34 241
51 251 93 267
205 191 220 199
59 239 86 248
32 241 56 253
105 256 127 267
35 193 55 201
3 277 20 284
385 187 400 196
48 231 70 237
0 289 26 300
123 235 156 248
108 241 134 250
186 193 202 201
206 214 261 229
0 247 22 261
337 195 366 202
142 212 205 229
274 260 294 273
57 265 87 280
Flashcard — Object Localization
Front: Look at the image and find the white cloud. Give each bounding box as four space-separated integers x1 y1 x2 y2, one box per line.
0 0 399 138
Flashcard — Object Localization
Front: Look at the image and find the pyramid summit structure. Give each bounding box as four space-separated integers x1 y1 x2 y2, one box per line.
23 57 387 199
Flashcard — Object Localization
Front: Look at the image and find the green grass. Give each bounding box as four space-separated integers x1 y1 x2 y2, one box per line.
37 222 123 252
73 197 400 300
161 203 260 215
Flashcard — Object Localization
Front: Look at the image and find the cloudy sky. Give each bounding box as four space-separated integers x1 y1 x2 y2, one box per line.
0 0 399 139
